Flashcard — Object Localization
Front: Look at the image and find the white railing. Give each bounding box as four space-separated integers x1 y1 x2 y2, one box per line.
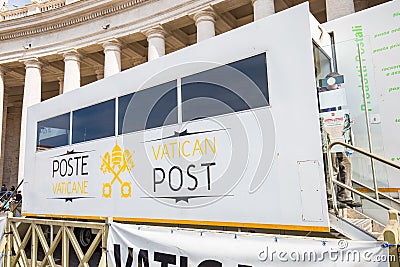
0 0 67 21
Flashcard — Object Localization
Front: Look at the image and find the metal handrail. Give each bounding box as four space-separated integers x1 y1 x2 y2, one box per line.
329 141 400 170
332 179 400 214
10 200 22 214
352 179 400 206
327 141 400 215
0 179 23 212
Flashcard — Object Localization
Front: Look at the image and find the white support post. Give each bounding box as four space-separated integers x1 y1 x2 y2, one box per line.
18 58 42 186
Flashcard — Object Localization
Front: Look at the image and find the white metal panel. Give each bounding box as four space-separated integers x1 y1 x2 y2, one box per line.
319 88 348 109
298 160 324 222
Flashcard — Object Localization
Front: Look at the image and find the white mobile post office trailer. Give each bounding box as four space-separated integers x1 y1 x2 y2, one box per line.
25 4 330 231
11 2 397 266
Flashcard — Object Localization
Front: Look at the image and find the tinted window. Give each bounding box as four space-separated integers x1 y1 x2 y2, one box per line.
313 43 332 84
72 99 115 144
181 53 269 122
119 81 177 134
37 113 70 150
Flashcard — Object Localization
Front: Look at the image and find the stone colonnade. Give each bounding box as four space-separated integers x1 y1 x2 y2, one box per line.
0 0 357 184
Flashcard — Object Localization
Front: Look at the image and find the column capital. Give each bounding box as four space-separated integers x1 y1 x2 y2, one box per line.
250 0 267 5
193 8 216 26
59 49 81 62
95 68 104 74
57 76 64 94
19 57 43 70
142 25 166 40
95 68 104 80
102 39 122 53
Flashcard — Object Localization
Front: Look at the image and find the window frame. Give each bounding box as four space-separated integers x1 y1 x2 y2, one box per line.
180 52 269 122
36 112 71 151
35 52 270 151
71 98 116 145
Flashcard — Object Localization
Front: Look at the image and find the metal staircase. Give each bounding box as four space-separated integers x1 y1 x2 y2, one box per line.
329 208 385 241
326 141 400 244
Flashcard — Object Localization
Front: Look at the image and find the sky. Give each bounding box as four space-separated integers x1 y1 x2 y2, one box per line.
8 0 32 9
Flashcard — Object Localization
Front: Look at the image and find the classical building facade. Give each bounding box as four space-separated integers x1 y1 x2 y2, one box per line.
0 0 391 187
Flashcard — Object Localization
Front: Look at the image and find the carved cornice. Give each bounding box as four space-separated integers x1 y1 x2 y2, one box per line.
0 0 151 41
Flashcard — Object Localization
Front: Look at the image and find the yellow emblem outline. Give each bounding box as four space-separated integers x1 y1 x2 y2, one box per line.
100 142 134 198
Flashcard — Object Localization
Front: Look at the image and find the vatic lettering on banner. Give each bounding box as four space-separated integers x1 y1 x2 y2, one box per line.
107 222 390 267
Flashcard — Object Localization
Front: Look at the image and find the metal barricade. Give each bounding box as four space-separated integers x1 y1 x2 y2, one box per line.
0 214 109 267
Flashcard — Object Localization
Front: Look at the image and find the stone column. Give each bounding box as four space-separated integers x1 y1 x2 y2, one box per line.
62 49 81 92
354 0 368 12
0 67 5 157
95 69 104 80
102 39 121 78
0 91 7 186
251 0 275 21
194 9 216 42
18 58 42 185
0 66 5 183
58 77 64 94
144 26 166 61
326 0 355 21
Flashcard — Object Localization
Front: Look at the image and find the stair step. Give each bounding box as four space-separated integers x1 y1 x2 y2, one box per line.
346 218 372 232
329 213 377 241
346 208 369 219
329 206 388 241
372 232 384 241
345 208 386 233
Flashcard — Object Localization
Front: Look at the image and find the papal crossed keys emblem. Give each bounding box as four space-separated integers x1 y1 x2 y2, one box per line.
100 142 134 198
